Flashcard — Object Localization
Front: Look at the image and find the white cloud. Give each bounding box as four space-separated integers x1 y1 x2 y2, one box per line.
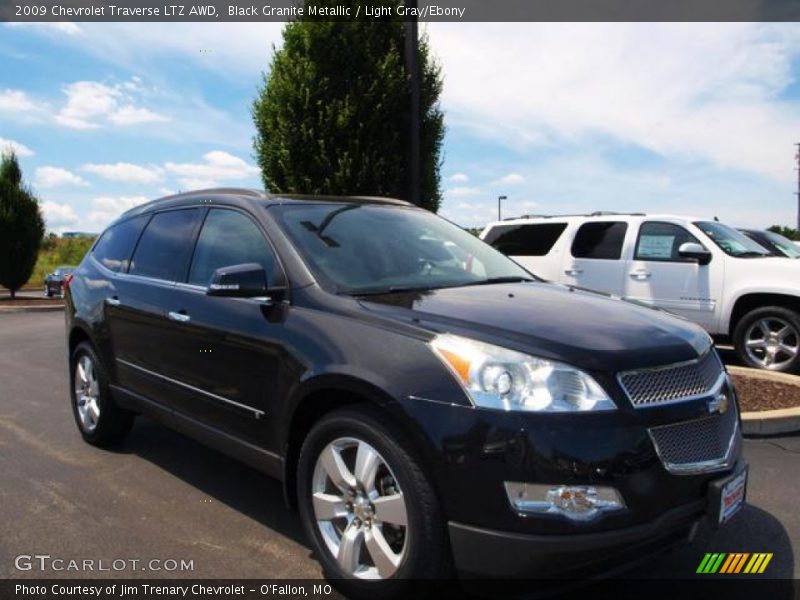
41 201 79 231
0 138 33 157
0 89 36 111
445 186 482 198
429 23 800 183
82 162 163 184
449 173 469 183
494 173 525 185
109 105 169 126
87 195 149 229
55 80 168 129
34 166 88 188
164 151 260 189
8 22 81 35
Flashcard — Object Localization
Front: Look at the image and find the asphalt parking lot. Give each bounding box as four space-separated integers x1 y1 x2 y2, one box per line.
0 311 797 581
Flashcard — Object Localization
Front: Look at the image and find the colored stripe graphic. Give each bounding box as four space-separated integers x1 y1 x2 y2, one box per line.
701 553 773 574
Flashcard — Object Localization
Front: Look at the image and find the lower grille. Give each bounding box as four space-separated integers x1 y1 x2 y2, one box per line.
648 400 739 475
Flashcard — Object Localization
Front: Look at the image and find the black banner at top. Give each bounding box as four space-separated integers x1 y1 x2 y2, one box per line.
3 0 800 23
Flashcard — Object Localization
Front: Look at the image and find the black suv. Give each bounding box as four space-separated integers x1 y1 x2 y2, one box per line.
65 189 746 597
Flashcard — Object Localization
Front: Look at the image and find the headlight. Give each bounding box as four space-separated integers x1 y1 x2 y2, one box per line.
430 333 615 412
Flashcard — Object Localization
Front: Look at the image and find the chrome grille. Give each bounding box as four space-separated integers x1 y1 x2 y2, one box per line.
648 401 739 474
619 351 723 407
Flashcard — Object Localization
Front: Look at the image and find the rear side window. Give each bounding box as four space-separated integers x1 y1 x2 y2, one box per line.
635 222 702 262
571 222 628 260
129 209 200 281
188 209 276 286
484 223 567 256
92 216 148 273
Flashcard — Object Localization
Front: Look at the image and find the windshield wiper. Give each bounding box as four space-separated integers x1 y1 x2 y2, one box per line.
735 251 770 258
459 276 536 286
352 284 445 296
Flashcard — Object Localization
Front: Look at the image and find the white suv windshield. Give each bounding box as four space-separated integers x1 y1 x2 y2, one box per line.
695 221 770 258
275 203 534 294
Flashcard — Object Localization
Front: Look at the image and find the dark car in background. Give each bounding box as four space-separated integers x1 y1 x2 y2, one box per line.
64 189 746 598
44 266 76 297
739 228 800 258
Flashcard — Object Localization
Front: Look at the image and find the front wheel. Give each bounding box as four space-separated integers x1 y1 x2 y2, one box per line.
297 407 450 599
733 306 800 372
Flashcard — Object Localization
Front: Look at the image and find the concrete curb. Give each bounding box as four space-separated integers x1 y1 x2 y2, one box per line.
0 304 64 314
728 366 800 436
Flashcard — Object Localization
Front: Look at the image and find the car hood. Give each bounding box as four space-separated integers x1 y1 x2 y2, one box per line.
358 282 711 373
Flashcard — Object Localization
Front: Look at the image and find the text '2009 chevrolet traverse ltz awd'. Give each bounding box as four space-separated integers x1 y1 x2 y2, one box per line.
65 189 746 598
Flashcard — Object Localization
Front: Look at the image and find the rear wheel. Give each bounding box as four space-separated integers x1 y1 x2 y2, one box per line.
733 306 800 372
297 406 450 599
70 341 135 445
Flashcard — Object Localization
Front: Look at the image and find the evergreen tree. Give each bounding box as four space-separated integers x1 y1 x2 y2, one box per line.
253 2 444 211
0 152 45 299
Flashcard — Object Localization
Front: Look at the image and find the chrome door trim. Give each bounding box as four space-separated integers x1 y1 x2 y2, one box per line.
116 358 265 419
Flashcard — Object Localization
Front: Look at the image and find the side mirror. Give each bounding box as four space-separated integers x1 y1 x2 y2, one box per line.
678 242 712 266
207 263 269 298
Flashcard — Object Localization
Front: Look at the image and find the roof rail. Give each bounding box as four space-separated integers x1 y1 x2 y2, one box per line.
501 211 646 221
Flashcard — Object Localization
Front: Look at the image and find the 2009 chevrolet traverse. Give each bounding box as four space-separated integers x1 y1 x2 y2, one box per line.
65 189 746 597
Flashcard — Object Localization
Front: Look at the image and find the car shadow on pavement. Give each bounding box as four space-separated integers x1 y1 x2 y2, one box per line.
107 415 311 551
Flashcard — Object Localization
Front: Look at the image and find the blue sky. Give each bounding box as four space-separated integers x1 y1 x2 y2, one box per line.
1 22 800 233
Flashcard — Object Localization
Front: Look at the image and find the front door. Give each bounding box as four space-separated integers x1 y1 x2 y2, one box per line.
156 207 286 446
624 220 721 330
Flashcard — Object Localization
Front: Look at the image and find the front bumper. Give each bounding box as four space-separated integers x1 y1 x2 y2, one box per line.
449 496 706 578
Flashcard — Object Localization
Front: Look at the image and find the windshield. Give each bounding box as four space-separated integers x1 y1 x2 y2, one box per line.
694 221 770 258
274 203 534 294
763 231 800 258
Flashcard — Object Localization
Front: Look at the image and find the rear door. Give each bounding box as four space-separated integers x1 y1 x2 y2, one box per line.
156 207 287 446
110 208 203 405
561 221 630 295
482 222 568 280
624 220 721 330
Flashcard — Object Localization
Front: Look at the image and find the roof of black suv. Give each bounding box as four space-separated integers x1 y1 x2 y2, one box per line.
118 188 412 220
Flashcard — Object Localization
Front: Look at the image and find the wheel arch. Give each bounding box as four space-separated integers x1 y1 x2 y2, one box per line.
729 293 800 337
280 374 430 510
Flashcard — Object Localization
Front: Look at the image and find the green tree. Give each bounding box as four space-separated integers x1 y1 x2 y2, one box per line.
252 1 445 212
0 152 45 299
767 225 800 241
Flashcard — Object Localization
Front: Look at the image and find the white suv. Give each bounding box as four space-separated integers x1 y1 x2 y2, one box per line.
482 212 800 372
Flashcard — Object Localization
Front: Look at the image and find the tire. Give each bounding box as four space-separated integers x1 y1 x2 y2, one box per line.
45 285 52 297
297 406 450 600
733 306 800 373
70 341 135 445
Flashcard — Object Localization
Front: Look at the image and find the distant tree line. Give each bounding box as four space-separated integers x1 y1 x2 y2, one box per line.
768 225 800 241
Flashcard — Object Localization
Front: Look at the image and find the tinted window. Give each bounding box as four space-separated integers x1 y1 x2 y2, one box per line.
571 222 628 259
129 209 200 281
189 209 276 286
92 216 148 273
484 223 567 256
635 222 703 262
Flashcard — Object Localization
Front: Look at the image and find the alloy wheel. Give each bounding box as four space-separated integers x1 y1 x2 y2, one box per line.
311 437 408 579
744 317 799 370
74 354 100 432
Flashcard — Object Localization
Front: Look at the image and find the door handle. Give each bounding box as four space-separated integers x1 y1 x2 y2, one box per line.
630 270 651 281
105 296 121 306
168 311 191 323
564 267 583 276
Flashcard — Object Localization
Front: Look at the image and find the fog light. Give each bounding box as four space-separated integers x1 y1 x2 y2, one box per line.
504 482 625 522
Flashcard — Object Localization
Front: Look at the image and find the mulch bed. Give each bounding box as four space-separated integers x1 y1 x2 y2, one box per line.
730 373 800 412
0 295 63 307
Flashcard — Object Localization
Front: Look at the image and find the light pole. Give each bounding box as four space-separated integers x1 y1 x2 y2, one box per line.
404 2 420 207
498 195 507 221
